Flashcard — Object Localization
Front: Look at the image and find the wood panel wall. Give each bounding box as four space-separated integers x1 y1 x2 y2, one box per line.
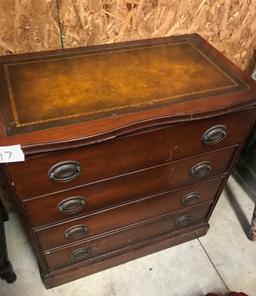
0 0 256 70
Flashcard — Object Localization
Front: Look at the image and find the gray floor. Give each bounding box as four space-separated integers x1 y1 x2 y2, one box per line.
0 176 255 296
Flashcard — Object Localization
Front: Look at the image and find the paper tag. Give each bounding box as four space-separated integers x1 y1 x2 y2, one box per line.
0 145 25 163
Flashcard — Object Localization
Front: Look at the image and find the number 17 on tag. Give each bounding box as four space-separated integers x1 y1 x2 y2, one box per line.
0 145 25 163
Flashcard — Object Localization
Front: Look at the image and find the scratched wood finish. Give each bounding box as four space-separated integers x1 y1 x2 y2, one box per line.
43 203 211 270
7 109 254 199
42 225 208 287
34 181 221 250
25 177 224 228
0 0 61 56
9 143 236 208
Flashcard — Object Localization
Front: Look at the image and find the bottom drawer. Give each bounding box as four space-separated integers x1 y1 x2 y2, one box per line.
44 203 211 270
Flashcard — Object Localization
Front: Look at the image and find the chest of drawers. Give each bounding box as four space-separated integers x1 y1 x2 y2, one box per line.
0 34 256 288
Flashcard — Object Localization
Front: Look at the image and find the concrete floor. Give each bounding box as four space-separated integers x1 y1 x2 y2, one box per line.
0 176 255 296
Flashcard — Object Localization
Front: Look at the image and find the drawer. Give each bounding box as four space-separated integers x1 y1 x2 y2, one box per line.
8 109 254 199
35 177 221 250
43 203 211 270
26 146 234 227
27 175 223 227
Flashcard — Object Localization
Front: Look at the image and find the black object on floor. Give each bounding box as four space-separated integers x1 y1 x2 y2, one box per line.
233 134 256 241
0 198 16 283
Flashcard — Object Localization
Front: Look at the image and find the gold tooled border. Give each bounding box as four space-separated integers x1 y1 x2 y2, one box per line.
4 41 246 128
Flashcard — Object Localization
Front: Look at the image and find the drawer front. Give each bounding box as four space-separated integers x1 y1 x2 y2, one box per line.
35 178 221 250
8 109 254 199
43 203 211 270
26 175 223 227
26 146 234 227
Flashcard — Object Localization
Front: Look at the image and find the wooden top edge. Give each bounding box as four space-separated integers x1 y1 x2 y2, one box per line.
0 33 197 63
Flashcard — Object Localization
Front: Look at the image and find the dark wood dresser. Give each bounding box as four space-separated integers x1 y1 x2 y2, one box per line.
0 34 256 288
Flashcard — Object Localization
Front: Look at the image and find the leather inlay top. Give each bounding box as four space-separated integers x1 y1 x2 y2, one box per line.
1 41 244 134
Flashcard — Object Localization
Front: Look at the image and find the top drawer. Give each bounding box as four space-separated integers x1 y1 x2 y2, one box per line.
7 109 254 199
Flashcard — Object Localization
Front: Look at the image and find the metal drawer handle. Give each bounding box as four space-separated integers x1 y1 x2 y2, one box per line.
70 247 91 262
175 215 192 227
57 196 86 214
65 225 88 240
182 192 201 205
48 161 81 183
202 125 227 145
190 161 212 178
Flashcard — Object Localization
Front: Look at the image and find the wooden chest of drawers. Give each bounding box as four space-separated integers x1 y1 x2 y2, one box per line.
0 34 256 288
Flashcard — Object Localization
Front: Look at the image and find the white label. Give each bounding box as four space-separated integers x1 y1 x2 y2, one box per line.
0 145 25 163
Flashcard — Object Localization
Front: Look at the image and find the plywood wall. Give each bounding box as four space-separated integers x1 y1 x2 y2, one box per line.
0 1 61 54
0 0 255 70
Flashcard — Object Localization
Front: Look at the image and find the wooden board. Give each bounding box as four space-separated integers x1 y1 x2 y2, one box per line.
0 0 61 55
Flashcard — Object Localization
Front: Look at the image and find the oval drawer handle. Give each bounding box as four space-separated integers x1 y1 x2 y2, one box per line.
57 196 86 214
65 225 88 240
202 125 227 146
48 161 81 183
175 215 192 227
190 161 212 178
70 247 91 262
182 192 201 205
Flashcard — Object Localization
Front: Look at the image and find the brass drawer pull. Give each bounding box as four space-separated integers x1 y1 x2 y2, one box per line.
190 161 212 178
202 125 227 145
175 215 192 227
48 161 81 183
70 247 91 262
65 225 88 239
182 192 201 205
57 196 86 214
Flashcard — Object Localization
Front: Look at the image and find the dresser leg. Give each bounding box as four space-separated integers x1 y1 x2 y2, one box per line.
0 199 17 283
248 204 256 241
